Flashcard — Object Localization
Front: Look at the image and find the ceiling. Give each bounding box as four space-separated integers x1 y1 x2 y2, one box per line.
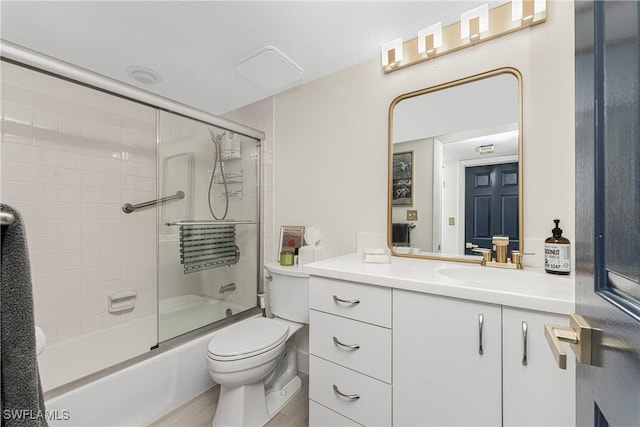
1 1 505 115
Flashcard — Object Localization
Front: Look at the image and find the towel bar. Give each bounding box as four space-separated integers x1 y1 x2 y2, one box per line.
0 210 16 226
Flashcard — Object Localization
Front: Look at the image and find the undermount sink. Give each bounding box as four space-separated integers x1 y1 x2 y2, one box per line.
435 266 572 291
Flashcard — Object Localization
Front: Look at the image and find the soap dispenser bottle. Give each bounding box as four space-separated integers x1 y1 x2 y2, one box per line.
544 219 571 275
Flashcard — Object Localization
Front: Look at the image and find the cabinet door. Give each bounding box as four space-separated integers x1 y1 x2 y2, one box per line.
502 307 575 427
393 290 502 426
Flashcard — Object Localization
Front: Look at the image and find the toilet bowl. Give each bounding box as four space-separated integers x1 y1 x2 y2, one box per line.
207 263 309 426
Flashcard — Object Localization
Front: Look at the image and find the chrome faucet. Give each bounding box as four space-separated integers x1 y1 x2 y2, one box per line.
473 236 523 269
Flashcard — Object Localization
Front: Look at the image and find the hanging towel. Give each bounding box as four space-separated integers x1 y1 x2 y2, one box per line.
392 223 411 247
0 204 48 427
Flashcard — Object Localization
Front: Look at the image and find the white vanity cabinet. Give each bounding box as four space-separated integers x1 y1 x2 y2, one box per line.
393 290 503 426
502 307 575 427
393 289 575 427
308 277 392 427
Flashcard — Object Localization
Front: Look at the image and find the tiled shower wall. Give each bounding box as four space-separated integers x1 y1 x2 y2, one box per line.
0 61 157 343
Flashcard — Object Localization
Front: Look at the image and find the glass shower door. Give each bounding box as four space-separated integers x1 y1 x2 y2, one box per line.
157 111 260 342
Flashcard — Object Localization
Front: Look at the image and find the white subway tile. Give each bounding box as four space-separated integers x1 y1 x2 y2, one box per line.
58 220 82 237
81 314 101 332
58 202 82 220
81 282 101 300
32 91 58 112
58 98 83 118
58 252 82 271
58 168 83 186
32 109 58 131
2 63 33 88
101 157 120 174
4 142 33 163
101 248 121 265
81 297 103 317
81 266 102 284
32 166 58 184
101 264 121 282
58 115 82 136
3 125 33 145
30 238 58 256
81 219 102 235
58 185 82 202
81 236 102 252
120 160 138 176
58 236 82 253
32 272 58 292
102 219 121 234
3 84 32 106
80 154 102 171
3 182 32 201
102 172 120 189
101 279 121 297
58 151 82 169
120 174 137 190
81 250 102 268
81 203 102 219
58 269 82 287
33 147 58 166
58 303 82 323
34 289 59 310
35 307 58 328
4 102 32 125
102 188 120 204
102 204 121 219
121 262 138 279
58 286 81 306
32 184 58 202
81 187 102 203
58 319 81 338
29 219 58 238
3 162 33 182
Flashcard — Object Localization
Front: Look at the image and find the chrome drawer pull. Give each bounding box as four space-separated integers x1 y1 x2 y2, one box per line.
333 384 360 400
478 314 484 355
333 295 360 305
333 336 360 350
522 321 528 366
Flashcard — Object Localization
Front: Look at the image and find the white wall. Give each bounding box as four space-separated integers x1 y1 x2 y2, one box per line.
273 1 574 267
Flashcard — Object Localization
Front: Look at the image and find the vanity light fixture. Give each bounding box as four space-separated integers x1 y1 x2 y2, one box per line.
381 38 404 68
460 4 489 41
417 22 443 56
512 0 546 22
381 0 546 74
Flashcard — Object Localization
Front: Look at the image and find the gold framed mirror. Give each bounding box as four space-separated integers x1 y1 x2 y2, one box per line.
387 67 523 263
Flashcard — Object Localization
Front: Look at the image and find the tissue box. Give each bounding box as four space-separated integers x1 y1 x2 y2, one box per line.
362 247 391 264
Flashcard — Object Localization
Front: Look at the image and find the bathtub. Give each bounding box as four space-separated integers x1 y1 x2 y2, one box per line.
40 296 256 426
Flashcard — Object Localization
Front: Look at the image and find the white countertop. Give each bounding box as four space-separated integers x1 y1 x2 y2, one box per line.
303 253 575 315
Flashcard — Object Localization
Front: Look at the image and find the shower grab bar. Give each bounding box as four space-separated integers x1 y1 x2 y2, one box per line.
122 191 185 214
0 210 16 226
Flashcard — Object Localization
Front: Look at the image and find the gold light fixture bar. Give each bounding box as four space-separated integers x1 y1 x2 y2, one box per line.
382 0 546 74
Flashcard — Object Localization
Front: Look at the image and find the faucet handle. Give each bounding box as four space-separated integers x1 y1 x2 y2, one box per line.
472 247 493 263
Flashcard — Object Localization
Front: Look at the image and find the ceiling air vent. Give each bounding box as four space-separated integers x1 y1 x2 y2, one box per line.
235 46 303 92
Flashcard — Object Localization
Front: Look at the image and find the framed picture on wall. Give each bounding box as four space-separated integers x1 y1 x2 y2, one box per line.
279 225 305 254
392 151 413 206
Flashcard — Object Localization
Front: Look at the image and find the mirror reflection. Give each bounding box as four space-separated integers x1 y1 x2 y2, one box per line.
389 69 522 261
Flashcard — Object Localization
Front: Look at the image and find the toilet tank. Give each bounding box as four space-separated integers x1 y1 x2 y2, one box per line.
264 263 309 323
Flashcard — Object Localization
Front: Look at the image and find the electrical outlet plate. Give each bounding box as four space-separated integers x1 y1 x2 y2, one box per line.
407 210 418 220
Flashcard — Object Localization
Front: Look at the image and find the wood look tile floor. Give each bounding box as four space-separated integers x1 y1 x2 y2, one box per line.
148 373 309 427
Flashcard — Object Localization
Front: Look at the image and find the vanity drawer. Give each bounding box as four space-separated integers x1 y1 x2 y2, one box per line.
309 400 363 427
309 355 391 427
309 310 391 382
309 277 391 327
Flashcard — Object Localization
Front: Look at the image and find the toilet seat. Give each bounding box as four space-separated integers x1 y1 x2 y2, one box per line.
207 317 289 361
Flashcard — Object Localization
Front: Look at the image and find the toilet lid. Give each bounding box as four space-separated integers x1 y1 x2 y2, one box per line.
207 317 289 359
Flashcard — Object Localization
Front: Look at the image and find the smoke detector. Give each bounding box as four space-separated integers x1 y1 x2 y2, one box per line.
125 66 163 85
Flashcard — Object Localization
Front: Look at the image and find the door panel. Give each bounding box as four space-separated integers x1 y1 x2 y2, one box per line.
575 1 640 425
465 162 519 254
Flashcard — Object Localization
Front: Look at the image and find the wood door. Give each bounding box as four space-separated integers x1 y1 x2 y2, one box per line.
575 1 640 425
464 162 519 255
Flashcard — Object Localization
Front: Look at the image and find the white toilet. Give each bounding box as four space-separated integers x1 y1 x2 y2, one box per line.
207 263 309 426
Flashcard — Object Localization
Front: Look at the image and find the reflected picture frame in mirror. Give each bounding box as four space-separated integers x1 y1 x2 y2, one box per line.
387 67 523 263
